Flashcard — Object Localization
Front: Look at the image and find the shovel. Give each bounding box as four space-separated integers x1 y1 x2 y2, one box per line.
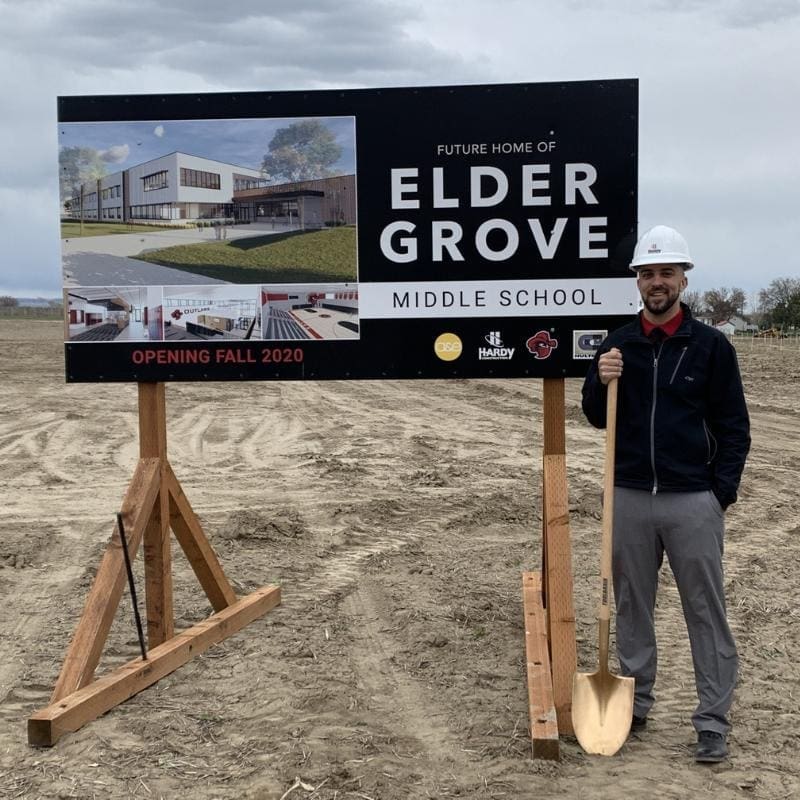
572 377 635 755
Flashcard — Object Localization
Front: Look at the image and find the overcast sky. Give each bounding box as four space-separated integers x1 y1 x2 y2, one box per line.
1 0 797 306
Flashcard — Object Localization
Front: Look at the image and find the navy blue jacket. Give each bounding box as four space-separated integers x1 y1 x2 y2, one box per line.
582 305 750 509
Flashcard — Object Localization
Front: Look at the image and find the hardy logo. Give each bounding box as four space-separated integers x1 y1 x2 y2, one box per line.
479 331 514 360
526 331 558 360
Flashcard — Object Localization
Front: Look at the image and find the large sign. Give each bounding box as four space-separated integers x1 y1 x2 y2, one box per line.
59 80 638 382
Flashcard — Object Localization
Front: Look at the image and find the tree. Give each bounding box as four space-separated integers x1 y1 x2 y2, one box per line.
702 287 746 324
682 290 704 315
0 296 19 307
759 277 800 330
261 120 342 183
58 146 107 205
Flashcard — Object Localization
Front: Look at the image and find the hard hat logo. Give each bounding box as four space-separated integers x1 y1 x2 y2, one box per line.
630 225 694 272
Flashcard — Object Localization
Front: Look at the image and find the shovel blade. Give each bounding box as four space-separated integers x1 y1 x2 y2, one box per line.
572 669 635 755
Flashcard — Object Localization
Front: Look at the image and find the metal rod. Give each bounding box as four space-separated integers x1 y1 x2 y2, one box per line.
116 512 148 661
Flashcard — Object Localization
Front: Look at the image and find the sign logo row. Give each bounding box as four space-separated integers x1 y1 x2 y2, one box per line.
433 329 606 362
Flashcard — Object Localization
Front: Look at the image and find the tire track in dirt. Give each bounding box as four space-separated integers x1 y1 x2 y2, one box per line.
169 406 217 460
0 555 88 725
341 579 476 770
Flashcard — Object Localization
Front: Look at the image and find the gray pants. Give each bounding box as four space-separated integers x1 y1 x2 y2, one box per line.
612 487 738 734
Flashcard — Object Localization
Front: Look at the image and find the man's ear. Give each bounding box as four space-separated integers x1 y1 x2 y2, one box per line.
681 271 688 291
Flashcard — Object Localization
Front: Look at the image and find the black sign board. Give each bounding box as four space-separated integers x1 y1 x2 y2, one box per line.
59 79 638 382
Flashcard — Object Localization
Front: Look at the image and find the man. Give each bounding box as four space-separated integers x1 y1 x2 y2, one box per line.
581 225 750 763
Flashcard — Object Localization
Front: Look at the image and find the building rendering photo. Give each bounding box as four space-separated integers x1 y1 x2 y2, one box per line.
70 152 262 224
68 152 356 229
61 116 359 292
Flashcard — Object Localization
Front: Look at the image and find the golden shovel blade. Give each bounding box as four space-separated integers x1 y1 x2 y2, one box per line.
572 668 635 756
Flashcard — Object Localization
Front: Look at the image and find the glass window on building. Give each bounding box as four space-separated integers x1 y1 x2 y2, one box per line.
142 171 169 192
180 168 221 190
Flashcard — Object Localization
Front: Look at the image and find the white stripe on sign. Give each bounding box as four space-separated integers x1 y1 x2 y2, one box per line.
358 278 638 319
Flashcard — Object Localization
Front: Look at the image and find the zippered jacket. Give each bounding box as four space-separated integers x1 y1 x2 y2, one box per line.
582 304 750 509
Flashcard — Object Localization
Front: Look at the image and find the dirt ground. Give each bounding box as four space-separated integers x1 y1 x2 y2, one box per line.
1 319 798 800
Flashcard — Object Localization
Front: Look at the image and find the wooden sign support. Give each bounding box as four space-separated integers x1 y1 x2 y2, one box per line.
28 383 281 747
522 378 577 759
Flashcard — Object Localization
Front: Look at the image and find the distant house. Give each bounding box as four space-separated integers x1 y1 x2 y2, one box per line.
699 314 756 334
714 320 736 336
712 316 758 336
729 314 758 332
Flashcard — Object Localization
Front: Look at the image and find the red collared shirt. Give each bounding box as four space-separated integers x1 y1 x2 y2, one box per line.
641 307 684 339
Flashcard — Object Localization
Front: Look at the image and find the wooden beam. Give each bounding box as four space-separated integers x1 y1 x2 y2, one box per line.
50 458 162 703
143 487 174 648
138 382 174 646
541 377 566 607
541 468 549 610
542 379 566 456
522 571 559 760
165 464 237 611
542 453 577 736
138 383 167 460
29 585 281 747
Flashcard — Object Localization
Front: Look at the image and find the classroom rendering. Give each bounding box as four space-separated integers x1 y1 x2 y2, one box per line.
162 286 261 341
66 287 164 342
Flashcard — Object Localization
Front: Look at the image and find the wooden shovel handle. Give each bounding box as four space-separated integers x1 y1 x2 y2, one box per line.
599 378 618 623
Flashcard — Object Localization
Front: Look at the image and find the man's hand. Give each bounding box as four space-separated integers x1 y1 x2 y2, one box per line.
598 347 623 385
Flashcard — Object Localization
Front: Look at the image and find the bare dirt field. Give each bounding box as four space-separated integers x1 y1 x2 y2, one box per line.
1 320 798 799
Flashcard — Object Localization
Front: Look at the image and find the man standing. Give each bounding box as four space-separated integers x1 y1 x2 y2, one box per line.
581 225 750 762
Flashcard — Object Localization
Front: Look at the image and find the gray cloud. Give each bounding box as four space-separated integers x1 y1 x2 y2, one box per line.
1 0 468 88
645 0 800 27
99 144 130 163
0 0 797 298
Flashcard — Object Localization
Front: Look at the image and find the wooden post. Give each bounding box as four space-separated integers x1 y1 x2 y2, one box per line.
522 378 578 757
541 379 577 736
30 383 280 746
139 383 174 647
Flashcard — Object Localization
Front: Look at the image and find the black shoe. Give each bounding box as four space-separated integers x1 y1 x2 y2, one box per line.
631 715 648 732
695 730 728 763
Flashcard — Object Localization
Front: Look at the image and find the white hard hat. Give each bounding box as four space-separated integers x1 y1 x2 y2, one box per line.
629 225 694 271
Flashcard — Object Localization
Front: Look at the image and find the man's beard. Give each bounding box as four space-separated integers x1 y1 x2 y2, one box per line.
643 287 680 316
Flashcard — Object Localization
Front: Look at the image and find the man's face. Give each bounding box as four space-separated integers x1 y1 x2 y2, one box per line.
636 264 687 316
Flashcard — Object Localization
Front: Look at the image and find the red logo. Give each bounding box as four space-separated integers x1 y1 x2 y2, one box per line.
526 330 558 360
171 309 183 320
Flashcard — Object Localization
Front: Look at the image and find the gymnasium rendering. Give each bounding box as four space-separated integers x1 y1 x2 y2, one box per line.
261 285 359 340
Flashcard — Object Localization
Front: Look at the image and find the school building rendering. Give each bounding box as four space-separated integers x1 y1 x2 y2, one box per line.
68 152 356 229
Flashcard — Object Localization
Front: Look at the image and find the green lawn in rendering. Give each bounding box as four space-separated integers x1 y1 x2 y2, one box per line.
61 221 179 238
136 227 357 283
